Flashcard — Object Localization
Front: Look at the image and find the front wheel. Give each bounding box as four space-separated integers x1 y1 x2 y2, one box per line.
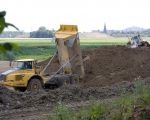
27 78 43 92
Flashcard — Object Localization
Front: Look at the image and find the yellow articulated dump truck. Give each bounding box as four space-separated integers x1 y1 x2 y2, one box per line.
0 25 85 92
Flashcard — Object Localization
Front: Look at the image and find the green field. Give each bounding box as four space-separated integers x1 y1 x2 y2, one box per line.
0 37 149 60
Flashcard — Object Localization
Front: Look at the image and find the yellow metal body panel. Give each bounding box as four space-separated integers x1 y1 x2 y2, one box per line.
0 69 35 87
58 25 78 32
55 33 76 40
55 25 79 74
55 25 78 40
55 25 85 77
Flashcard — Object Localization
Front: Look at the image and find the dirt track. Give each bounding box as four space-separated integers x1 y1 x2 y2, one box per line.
1 46 150 119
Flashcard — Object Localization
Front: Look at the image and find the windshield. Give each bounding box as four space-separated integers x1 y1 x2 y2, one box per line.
15 61 32 69
17 62 24 69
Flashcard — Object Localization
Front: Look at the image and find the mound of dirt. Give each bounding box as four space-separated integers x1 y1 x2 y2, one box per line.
37 56 60 75
83 46 150 87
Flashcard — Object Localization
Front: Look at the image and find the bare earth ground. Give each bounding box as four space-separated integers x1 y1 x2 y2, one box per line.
1 46 150 120
0 79 150 120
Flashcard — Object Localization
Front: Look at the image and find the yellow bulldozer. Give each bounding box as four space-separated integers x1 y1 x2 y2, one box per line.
0 25 85 92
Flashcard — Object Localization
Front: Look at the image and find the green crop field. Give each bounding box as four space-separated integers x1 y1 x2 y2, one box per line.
0 37 150 60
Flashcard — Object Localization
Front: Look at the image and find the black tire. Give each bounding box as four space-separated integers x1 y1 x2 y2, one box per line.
144 41 150 47
55 78 64 87
14 87 26 92
140 41 150 47
27 78 43 92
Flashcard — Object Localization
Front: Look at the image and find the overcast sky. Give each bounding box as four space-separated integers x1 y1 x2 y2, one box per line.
1 0 150 32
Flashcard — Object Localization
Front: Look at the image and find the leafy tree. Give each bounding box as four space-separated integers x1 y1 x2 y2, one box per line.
0 11 19 65
30 26 54 38
0 11 19 33
38 26 46 31
0 42 18 66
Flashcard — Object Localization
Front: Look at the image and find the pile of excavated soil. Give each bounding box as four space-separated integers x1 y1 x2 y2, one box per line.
37 55 60 75
83 46 150 87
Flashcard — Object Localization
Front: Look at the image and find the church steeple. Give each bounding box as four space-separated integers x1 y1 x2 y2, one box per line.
103 23 107 33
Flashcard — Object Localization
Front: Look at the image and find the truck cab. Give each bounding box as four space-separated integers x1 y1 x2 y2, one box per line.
0 59 43 92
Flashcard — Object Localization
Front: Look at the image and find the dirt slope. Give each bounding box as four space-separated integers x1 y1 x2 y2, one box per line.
83 46 150 87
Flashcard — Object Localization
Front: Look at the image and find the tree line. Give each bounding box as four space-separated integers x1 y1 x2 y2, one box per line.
30 26 54 38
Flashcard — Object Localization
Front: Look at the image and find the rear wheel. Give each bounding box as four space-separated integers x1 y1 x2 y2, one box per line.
140 41 150 47
55 78 64 87
144 41 150 47
27 78 43 92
